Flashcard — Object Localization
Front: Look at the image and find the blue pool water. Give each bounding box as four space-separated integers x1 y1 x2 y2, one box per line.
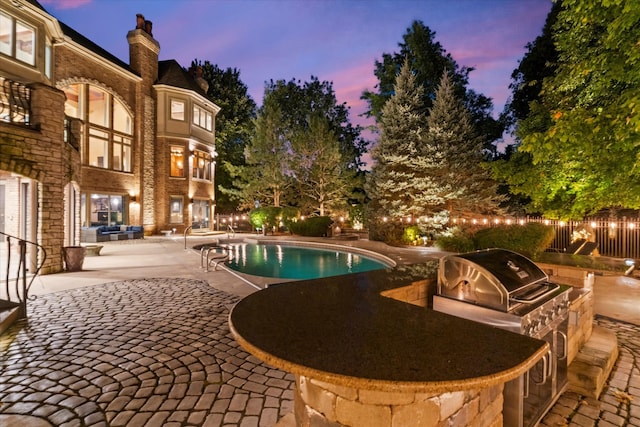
221 243 390 279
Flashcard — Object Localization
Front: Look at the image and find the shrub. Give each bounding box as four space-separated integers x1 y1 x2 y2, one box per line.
473 222 555 259
402 225 422 245
249 206 282 233
368 220 404 244
435 227 475 253
280 207 301 230
288 216 333 237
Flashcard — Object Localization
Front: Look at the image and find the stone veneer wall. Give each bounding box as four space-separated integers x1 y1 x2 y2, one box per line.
568 289 594 364
380 279 435 307
0 83 76 274
295 376 503 427
127 28 159 234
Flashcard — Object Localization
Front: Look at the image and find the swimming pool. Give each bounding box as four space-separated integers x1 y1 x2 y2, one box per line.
220 242 391 280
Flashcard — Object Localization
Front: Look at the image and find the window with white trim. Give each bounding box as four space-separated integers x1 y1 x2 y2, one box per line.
170 196 184 223
193 104 212 131
63 83 133 172
0 12 35 66
170 99 185 121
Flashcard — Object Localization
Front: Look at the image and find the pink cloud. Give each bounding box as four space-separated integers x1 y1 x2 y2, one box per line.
40 0 92 10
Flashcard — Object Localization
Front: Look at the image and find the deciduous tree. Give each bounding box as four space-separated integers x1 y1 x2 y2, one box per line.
496 0 640 219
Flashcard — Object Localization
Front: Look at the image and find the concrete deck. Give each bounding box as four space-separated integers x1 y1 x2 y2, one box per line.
1 235 639 426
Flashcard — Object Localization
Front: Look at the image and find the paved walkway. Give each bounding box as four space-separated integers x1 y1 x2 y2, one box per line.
1 236 639 426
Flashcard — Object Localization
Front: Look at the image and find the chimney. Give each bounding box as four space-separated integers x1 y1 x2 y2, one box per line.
127 13 159 80
194 66 209 93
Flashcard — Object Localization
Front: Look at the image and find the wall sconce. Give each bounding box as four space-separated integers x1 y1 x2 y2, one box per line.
190 199 194 204
130 195 138 203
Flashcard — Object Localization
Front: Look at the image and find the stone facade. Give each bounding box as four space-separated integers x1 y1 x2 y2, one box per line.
1 1 218 273
0 83 77 274
294 376 503 427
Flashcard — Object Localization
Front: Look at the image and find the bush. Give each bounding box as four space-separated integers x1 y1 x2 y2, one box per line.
280 207 301 230
435 222 555 258
473 222 555 259
288 216 333 237
249 206 282 233
402 225 422 245
368 220 404 244
435 227 476 253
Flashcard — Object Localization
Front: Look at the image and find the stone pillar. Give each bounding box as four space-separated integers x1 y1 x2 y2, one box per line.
128 23 159 234
30 84 68 273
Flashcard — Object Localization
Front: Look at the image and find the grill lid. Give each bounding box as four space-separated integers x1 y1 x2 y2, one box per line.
437 248 554 312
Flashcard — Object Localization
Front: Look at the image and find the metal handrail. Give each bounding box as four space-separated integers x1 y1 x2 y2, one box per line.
0 231 47 319
183 225 193 250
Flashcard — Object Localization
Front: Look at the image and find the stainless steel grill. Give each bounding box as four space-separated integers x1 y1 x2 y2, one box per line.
433 248 571 427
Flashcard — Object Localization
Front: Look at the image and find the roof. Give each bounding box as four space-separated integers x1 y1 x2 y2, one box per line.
157 60 208 97
58 21 135 74
22 0 135 74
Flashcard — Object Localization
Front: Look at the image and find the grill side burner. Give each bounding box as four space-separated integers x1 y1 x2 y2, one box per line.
433 248 572 427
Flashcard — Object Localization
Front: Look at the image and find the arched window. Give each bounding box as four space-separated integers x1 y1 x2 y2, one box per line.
63 83 133 172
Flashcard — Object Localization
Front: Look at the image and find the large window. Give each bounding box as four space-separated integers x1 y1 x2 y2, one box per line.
192 150 212 181
170 147 184 177
63 83 133 172
82 193 125 226
193 104 213 131
0 13 35 66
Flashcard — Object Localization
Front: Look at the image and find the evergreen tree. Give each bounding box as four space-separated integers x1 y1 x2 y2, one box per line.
426 72 505 218
190 60 256 213
367 60 442 223
361 20 503 156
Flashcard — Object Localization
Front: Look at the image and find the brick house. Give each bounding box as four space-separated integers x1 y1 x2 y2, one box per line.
0 0 219 274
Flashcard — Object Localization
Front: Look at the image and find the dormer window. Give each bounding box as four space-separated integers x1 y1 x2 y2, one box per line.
0 12 35 66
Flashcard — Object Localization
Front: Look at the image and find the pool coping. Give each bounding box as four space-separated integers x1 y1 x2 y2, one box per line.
214 237 397 289
244 237 397 267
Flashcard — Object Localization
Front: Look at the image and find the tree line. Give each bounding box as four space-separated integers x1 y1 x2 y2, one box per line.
190 0 640 242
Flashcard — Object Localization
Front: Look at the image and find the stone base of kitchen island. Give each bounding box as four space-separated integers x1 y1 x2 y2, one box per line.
293 375 504 427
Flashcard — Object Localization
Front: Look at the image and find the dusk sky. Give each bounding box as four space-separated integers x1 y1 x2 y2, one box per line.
42 0 553 147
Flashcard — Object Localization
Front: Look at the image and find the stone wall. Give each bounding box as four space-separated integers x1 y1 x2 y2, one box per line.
0 83 76 274
294 376 503 427
380 279 434 307
568 288 594 364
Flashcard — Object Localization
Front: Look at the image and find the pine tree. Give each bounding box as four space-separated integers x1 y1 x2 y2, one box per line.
367 60 442 222
426 72 505 218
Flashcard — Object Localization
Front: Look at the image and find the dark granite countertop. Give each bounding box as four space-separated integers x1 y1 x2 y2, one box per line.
229 263 549 393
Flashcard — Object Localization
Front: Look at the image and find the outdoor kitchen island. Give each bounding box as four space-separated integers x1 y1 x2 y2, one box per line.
229 264 550 427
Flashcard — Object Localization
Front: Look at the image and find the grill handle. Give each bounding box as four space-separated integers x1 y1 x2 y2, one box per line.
533 351 551 385
557 330 568 361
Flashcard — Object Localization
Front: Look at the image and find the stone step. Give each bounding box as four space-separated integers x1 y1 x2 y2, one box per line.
567 325 619 398
0 300 20 335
